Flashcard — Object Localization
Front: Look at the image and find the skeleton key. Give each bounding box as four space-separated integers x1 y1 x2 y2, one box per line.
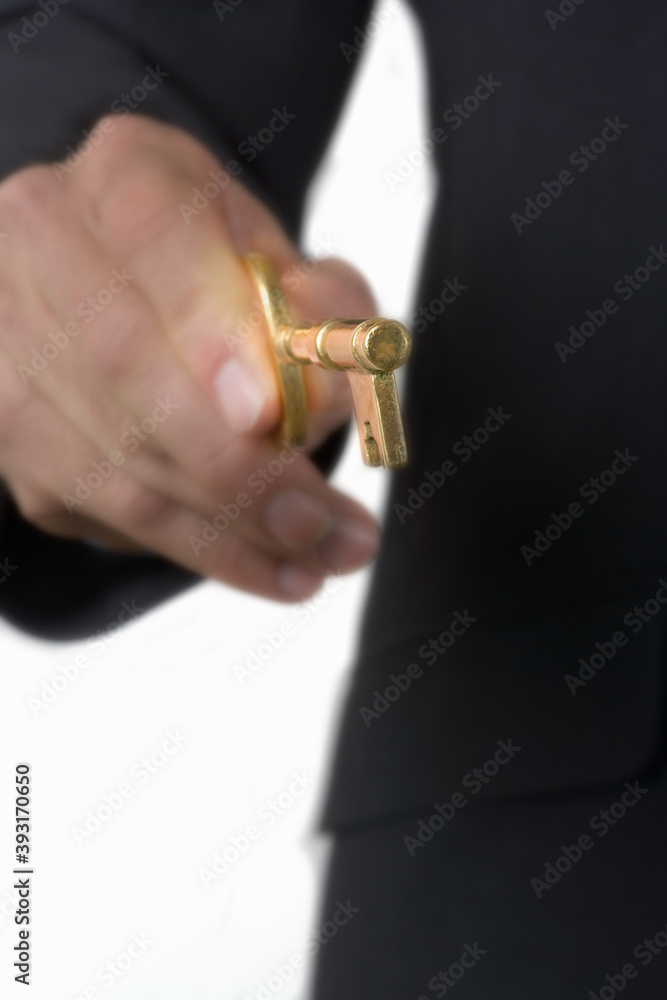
244 252 411 470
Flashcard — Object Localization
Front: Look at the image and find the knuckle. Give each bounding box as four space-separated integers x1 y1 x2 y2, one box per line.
203 527 243 578
85 297 145 379
81 124 196 249
84 114 161 174
100 114 219 180
0 285 23 354
0 364 36 448
195 436 247 498
195 452 229 499
0 166 58 230
102 112 154 147
112 476 172 531
80 118 220 251
0 379 29 442
0 279 14 322
93 163 182 252
12 482 58 526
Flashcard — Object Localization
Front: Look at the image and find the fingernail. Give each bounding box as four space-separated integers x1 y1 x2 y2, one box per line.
319 517 380 572
214 357 265 432
278 564 324 600
264 491 332 550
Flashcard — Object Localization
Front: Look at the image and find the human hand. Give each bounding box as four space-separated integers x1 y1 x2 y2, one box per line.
0 114 380 600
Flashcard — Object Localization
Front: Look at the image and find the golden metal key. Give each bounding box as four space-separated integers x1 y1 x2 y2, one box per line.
244 252 411 470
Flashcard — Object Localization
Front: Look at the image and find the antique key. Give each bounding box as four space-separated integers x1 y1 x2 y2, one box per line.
244 252 411 470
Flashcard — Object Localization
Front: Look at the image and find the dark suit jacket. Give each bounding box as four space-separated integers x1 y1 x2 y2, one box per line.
1 0 666 832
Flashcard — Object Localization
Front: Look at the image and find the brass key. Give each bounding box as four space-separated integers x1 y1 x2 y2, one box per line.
244 252 411 470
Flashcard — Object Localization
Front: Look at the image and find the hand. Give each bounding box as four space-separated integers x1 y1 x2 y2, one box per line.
0 114 380 601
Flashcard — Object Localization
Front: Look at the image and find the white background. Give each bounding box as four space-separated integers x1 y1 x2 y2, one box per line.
0 3 434 997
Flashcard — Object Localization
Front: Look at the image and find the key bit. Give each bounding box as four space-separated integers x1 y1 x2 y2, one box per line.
244 252 411 470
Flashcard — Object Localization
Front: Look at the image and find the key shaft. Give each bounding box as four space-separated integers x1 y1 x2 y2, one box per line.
244 253 411 470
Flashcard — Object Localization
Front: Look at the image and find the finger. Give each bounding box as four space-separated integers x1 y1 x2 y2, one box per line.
7 242 378 578
0 147 381 579
4 331 379 580
0 370 139 550
78 120 283 436
70 469 330 602
4 177 254 518
83 126 374 444
1 242 226 519
14 203 377 574
0 369 333 599
180 437 380 577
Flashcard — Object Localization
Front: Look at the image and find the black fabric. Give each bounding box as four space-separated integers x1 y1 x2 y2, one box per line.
0 0 665 853
64 0 374 231
323 0 667 827
312 748 667 998
0 1 236 183
322 591 667 827
0 492 198 639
